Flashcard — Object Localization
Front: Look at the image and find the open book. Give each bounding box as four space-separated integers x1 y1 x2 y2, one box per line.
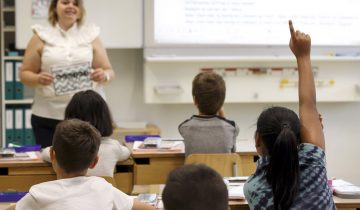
332 179 360 199
224 177 247 200
0 151 40 161
132 141 184 152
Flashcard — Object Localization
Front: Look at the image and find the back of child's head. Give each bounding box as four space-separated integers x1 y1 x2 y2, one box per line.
192 71 225 115
256 106 301 209
65 90 113 137
52 119 101 174
162 164 228 210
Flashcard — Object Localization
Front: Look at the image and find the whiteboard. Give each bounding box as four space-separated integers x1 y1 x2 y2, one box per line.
144 0 360 58
146 0 360 46
16 0 143 49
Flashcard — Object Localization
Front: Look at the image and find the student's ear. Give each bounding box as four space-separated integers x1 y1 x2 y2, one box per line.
89 155 99 169
50 146 55 162
255 132 263 155
193 96 198 106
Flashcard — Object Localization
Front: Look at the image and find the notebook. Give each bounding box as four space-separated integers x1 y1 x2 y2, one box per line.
224 177 247 200
332 179 360 199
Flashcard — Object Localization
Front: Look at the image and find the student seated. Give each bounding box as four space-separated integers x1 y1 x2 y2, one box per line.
243 21 336 210
42 90 130 177
162 164 229 210
8 119 154 210
178 71 239 156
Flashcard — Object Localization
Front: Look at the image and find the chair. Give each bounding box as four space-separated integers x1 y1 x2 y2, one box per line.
101 176 118 188
185 153 243 177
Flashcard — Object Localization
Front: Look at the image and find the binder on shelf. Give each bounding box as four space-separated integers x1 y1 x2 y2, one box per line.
5 108 15 146
14 61 24 99
24 108 35 145
14 108 24 145
5 61 14 100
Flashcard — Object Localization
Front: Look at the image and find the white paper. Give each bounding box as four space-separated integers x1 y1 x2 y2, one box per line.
51 62 92 96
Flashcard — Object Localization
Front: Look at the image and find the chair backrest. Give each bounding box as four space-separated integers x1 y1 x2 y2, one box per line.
185 153 243 177
101 176 117 188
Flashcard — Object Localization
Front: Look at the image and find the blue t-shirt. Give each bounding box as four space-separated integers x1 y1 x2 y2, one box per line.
244 143 336 210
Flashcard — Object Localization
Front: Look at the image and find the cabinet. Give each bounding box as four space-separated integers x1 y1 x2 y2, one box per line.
1 0 34 147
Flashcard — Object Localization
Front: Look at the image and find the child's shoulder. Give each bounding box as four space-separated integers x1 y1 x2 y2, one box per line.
179 115 237 127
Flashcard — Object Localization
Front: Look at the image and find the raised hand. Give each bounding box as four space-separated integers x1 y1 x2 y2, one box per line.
289 20 311 59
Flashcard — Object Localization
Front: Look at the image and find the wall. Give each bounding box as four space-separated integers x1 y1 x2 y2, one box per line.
15 0 142 48
105 49 360 186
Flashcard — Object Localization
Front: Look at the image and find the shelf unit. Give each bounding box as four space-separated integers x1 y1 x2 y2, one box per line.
144 55 360 104
1 0 34 147
145 55 360 63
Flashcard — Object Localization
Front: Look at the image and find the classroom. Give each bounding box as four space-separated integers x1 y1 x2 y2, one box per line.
1 0 360 209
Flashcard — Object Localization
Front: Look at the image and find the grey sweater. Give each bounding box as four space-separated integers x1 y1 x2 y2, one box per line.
178 115 239 157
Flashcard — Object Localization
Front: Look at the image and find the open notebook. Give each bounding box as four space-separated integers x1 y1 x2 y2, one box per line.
332 179 360 199
132 140 183 152
224 176 249 199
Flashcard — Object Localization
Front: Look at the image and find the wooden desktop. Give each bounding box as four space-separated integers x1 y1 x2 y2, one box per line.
132 184 360 210
0 147 257 194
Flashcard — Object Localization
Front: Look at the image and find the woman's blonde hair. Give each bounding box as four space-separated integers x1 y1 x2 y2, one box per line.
48 0 86 26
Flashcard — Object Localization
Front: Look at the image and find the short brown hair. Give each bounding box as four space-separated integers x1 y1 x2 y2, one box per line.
48 0 86 26
192 72 226 115
52 119 101 174
162 164 228 210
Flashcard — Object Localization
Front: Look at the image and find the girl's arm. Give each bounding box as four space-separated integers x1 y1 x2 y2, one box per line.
289 20 325 150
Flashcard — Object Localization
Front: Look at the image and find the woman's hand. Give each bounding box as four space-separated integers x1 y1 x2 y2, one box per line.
37 72 54 86
91 68 109 83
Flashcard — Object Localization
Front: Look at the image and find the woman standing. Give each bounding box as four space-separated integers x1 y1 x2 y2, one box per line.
20 0 114 147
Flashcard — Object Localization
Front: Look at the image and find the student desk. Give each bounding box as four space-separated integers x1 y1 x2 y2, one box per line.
0 144 257 193
133 184 360 210
229 198 360 210
0 158 56 192
0 199 359 210
0 203 11 210
0 157 134 194
130 144 258 185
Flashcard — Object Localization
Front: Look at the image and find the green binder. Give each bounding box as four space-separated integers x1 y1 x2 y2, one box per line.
14 108 24 145
24 108 35 145
5 61 14 100
14 61 23 99
5 108 15 147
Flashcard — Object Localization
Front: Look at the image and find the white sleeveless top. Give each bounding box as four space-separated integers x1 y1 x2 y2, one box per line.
31 23 105 120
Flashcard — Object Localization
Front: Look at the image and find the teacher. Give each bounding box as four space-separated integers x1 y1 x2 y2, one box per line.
20 0 115 148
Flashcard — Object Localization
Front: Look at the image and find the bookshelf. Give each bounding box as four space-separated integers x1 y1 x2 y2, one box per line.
1 0 34 147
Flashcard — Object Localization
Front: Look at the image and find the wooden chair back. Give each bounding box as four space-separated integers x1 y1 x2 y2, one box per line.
101 176 117 187
185 153 243 177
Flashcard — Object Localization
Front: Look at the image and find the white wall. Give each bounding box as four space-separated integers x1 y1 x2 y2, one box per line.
105 49 360 186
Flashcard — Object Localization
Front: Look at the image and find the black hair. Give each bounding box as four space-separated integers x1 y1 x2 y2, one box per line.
65 90 114 137
256 106 300 210
162 164 228 210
